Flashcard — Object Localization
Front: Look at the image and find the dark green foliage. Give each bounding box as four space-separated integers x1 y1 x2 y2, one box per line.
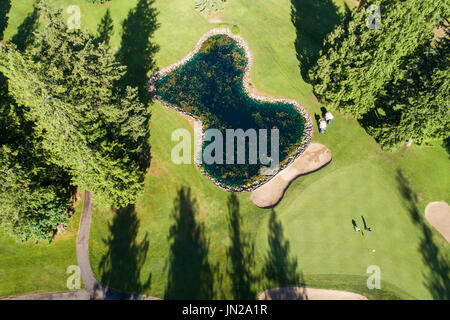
310 0 449 150
291 0 348 81
0 73 74 242
361 31 450 148
0 1 151 207
156 35 305 186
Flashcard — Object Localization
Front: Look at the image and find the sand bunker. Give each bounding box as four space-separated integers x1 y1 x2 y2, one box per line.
425 201 450 242
251 143 332 208
259 287 367 300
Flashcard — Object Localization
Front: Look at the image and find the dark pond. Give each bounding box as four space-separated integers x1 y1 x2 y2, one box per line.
155 34 305 188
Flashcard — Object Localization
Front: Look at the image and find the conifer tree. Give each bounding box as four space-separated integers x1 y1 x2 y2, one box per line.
310 0 449 149
0 1 150 207
0 73 74 242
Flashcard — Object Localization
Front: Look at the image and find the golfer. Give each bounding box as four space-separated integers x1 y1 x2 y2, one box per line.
325 112 334 124
319 119 327 133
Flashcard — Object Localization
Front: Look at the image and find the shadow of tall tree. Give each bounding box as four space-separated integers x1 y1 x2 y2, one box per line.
164 186 215 299
10 2 40 51
444 136 450 157
116 0 160 103
291 0 347 81
261 209 307 299
0 0 11 41
112 0 159 178
225 194 257 299
99 205 152 296
94 8 114 49
396 169 450 300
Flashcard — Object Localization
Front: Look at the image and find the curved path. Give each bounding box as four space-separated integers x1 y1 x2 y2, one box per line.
251 143 332 208
259 287 367 300
8 191 157 300
9 191 368 300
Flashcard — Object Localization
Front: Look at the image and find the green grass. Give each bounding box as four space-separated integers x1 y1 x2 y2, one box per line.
1 0 448 299
0 196 83 298
155 34 305 187
255 160 440 299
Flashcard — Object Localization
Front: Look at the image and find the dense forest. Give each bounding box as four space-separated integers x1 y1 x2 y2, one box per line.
0 1 150 241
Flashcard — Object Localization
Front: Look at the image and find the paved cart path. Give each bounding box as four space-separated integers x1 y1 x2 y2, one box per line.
8 191 157 300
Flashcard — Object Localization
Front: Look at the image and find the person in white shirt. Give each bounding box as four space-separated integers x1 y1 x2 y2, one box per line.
325 111 334 124
319 119 327 133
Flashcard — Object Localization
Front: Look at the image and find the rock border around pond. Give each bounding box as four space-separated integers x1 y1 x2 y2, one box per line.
148 28 313 193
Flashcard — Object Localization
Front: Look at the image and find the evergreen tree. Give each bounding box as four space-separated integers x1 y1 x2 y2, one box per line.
0 1 150 207
310 0 449 149
0 73 74 242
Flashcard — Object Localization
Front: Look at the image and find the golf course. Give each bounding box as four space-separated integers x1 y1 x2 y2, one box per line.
0 0 448 300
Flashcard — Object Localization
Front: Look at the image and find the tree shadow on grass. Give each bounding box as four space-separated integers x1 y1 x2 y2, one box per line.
10 2 40 51
225 194 257 299
0 0 11 41
116 0 160 103
444 136 450 158
164 186 215 299
396 169 450 300
98 205 152 297
261 209 307 299
94 8 114 49
290 0 348 82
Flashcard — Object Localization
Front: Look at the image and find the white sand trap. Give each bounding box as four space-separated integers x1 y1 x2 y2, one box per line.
251 143 332 208
259 287 367 300
425 201 450 242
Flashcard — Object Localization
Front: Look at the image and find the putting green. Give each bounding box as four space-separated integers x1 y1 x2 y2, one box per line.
255 161 441 299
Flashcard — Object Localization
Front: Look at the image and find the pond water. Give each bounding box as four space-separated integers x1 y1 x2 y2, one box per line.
155 34 305 188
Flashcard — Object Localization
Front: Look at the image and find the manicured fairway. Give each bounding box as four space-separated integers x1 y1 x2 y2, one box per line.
0 198 82 298
1 0 448 300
